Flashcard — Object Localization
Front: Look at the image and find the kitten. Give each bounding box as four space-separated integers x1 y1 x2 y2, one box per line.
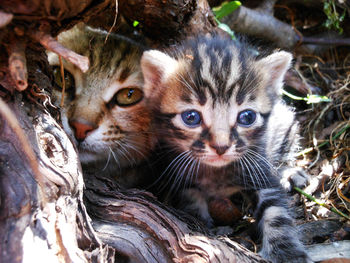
141 34 311 263
48 25 154 188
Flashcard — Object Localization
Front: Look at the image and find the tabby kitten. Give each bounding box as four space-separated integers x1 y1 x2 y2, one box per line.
48 25 154 187
141 34 310 263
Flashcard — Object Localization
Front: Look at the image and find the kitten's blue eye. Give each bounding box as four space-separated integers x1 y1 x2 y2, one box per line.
181 110 201 127
237 110 256 127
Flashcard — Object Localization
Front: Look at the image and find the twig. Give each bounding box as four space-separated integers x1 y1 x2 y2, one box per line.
104 0 118 43
58 55 66 107
31 31 89 73
0 10 13 28
222 3 350 53
223 5 299 49
297 123 350 156
302 36 350 46
8 40 28 91
294 186 350 220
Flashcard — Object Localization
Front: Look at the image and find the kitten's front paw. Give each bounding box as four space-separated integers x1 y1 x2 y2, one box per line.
280 167 310 191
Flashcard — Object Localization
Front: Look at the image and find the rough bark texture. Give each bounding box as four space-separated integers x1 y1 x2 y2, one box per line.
0 0 267 262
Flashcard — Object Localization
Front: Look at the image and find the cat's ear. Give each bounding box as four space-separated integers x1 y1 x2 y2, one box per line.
141 50 178 100
257 51 292 93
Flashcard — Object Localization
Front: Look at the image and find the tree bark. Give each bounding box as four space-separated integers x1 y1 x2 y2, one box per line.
0 1 267 262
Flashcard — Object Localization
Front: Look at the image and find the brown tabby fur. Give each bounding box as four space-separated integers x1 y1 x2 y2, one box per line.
48 24 154 187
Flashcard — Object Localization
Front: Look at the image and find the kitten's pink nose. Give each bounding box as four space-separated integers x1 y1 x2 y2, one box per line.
210 144 230 156
70 120 95 141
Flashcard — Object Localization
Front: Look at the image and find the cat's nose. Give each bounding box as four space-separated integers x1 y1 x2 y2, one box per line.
210 144 230 156
69 120 96 141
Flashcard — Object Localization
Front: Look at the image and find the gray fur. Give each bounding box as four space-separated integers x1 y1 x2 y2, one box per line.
141 34 312 262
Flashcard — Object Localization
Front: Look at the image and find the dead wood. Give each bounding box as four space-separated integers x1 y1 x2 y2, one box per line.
83 173 267 263
0 10 13 28
221 1 350 54
119 0 218 46
8 38 28 91
222 3 301 50
31 31 89 73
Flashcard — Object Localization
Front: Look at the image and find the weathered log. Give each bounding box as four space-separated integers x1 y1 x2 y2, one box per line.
119 0 218 46
0 94 110 262
84 174 267 263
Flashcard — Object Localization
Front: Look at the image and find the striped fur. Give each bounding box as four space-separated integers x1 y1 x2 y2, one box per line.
141 34 310 262
48 24 154 187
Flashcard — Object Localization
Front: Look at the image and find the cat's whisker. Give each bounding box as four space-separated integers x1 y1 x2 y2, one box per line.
109 147 121 173
102 150 112 171
152 150 190 193
238 159 247 188
244 153 271 189
167 151 193 198
246 155 264 189
174 73 196 94
122 139 148 160
240 155 259 189
174 152 195 196
246 150 278 189
116 140 137 166
246 148 278 176
242 155 260 188
188 158 198 187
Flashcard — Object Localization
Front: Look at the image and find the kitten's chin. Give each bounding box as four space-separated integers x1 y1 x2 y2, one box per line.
201 155 235 167
78 150 104 164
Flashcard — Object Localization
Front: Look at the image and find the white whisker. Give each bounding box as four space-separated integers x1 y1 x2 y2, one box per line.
102 150 112 171
109 146 121 172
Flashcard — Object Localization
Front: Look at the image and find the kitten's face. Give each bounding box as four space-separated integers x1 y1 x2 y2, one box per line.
141 35 291 168
48 26 153 169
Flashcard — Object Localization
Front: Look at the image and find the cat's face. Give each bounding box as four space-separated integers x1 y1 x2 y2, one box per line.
48 26 153 170
141 35 291 168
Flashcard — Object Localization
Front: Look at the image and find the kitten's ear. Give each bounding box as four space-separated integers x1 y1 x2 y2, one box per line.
257 51 292 93
141 50 178 100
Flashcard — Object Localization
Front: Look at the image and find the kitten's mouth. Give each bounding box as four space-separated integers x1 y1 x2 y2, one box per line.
201 154 239 167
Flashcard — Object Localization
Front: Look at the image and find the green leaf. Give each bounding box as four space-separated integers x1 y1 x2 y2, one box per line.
323 0 345 34
282 89 331 104
217 22 235 39
133 20 139 27
213 1 241 20
305 94 332 104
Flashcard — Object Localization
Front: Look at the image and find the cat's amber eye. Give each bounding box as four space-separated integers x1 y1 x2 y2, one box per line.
53 67 75 91
114 87 143 107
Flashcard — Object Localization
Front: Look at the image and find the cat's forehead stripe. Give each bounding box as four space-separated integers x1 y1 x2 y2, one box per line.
119 67 131 82
175 35 267 108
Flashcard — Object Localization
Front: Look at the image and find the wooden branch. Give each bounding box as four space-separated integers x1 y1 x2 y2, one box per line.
84 176 268 263
284 70 321 95
0 97 43 187
8 40 28 91
222 2 350 52
120 0 218 46
301 36 350 46
223 5 299 49
0 95 111 262
0 10 13 28
31 31 89 73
